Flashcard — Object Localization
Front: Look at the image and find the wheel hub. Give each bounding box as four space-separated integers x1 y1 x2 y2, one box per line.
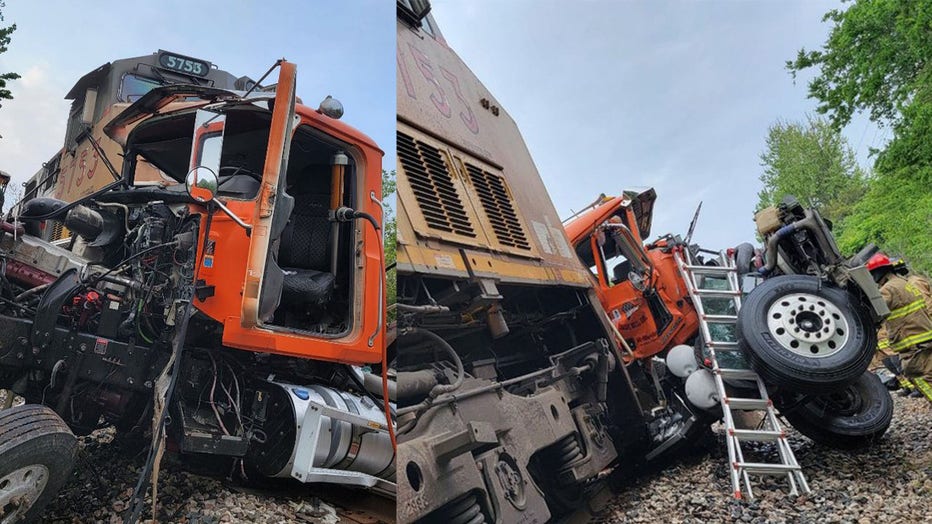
766 292 849 358
816 386 864 416
0 464 49 524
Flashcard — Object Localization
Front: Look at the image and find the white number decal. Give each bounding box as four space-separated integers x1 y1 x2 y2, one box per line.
162 55 204 75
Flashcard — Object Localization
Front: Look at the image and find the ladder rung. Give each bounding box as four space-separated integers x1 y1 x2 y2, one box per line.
724 397 771 410
707 341 741 351
703 314 738 322
729 428 784 442
684 264 734 274
737 462 802 475
695 289 742 298
717 368 759 380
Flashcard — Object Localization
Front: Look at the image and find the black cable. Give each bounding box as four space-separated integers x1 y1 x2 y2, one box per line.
84 241 179 288
85 130 122 182
123 223 197 524
334 207 380 232
353 210 380 232
13 179 124 222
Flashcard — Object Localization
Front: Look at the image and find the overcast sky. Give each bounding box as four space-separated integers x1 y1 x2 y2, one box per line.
0 0 395 196
431 0 883 250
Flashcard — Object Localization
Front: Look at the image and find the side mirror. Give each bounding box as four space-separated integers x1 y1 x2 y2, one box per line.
185 165 251 233
185 166 218 203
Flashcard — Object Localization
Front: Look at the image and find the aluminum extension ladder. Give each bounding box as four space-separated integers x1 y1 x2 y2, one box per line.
674 247 810 500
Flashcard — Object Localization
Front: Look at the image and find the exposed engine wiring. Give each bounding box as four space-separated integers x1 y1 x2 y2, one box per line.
208 352 231 436
395 327 465 419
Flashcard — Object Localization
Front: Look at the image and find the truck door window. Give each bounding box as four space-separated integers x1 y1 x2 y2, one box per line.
593 229 633 287
575 234 601 278
605 246 632 285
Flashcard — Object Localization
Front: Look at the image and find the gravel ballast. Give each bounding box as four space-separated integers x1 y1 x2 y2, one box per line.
600 395 931 523
41 427 394 524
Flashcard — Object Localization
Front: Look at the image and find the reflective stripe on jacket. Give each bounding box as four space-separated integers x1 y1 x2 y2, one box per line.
907 274 932 311
880 274 932 354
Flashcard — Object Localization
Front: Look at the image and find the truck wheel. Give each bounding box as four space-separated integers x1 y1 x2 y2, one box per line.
781 372 893 449
0 405 77 523
737 275 874 394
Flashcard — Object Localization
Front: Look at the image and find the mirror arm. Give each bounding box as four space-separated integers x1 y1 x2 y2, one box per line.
211 200 252 235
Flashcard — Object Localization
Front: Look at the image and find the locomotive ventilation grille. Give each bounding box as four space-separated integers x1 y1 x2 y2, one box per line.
464 163 531 251
397 131 476 238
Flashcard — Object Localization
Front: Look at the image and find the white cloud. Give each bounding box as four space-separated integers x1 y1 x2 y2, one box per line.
0 62 70 194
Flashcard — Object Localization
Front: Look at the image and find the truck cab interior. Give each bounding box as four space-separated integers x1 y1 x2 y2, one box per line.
122 105 357 336
264 124 357 336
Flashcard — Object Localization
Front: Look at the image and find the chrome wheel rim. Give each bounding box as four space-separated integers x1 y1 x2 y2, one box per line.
766 292 849 358
0 464 49 524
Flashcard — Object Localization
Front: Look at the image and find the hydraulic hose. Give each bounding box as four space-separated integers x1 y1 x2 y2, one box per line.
336 204 395 448
333 204 397 446
758 210 819 276
395 328 465 417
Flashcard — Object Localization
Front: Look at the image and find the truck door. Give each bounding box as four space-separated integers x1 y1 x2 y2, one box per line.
241 61 298 327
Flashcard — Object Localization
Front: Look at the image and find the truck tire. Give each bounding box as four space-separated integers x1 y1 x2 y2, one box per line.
736 275 875 394
0 404 77 523
781 372 893 449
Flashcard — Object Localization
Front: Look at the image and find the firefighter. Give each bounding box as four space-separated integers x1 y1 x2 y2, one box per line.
868 253 932 402
896 258 932 311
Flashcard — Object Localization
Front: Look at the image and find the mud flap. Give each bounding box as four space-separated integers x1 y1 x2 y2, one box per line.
32 268 82 350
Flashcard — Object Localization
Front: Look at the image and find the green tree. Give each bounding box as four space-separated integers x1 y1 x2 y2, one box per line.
382 170 396 316
836 165 932 272
0 3 18 108
787 0 932 131
757 116 867 226
788 0 932 274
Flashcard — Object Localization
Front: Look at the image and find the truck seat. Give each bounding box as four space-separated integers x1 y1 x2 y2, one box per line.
277 193 335 305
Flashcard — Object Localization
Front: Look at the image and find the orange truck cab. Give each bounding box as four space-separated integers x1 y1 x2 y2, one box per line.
0 61 393 523
104 62 386 365
565 190 699 360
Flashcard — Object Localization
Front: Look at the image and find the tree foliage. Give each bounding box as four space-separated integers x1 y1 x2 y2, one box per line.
0 3 18 108
836 165 932 271
757 116 867 227
787 0 932 131
787 0 932 274
382 170 396 316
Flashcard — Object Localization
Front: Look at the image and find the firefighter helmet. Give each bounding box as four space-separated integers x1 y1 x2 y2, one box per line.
867 252 893 273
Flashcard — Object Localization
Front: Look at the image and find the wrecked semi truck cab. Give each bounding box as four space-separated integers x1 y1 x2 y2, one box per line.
565 191 894 449
394 3 708 522
0 61 393 522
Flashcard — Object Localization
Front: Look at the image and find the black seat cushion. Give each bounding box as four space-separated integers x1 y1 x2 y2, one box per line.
276 192 335 307
282 268 335 305
279 193 330 271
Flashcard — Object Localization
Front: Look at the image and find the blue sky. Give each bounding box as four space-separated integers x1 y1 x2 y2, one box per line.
0 0 395 194
431 0 883 250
